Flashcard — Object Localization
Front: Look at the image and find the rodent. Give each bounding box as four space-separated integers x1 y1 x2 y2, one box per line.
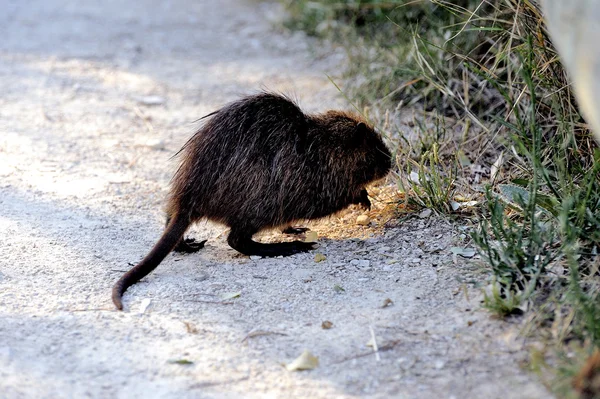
112 92 392 310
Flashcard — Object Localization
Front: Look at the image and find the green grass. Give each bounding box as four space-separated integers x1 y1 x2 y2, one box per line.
281 0 600 396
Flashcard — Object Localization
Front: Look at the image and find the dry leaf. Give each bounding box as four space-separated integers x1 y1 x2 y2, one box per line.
314 253 326 263
490 151 504 182
221 292 241 301
184 322 198 334
381 298 393 308
138 298 152 314
305 231 318 242
321 320 333 329
285 350 319 371
450 247 476 258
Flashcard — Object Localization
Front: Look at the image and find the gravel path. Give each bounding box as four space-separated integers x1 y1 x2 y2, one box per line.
0 1 551 398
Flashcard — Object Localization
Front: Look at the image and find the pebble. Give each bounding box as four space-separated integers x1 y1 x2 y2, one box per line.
143 139 166 150
356 214 371 225
250 255 262 261
135 95 165 106
418 208 432 218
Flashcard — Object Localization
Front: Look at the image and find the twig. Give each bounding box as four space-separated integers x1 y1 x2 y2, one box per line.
241 330 288 343
369 325 381 362
332 340 401 364
189 376 250 389
187 300 234 305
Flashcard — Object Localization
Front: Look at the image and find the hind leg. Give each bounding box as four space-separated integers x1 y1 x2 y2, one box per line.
228 227 316 257
165 215 206 253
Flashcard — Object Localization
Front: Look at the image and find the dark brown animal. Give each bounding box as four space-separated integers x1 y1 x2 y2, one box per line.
112 93 391 310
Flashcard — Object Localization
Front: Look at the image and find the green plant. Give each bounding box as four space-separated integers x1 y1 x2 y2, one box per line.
281 3 600 380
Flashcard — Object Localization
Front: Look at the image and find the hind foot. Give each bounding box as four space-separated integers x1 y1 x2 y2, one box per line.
174 237 207 253
282 226 310 235
228 229 316 257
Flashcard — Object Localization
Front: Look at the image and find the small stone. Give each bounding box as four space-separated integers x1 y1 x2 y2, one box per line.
321 320 333 329
357 260 371 268
135 95 165 106
356 214 371 226
418 208 432 218
144 139 165 150
249 255 261 261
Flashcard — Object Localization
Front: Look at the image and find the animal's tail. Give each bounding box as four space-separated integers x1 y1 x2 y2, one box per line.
112 214 190 310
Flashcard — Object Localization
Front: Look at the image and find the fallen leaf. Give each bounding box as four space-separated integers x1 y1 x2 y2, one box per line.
321 320 333 329
305 231 318 243
221 292 241 301
381 298 393 308
138 298 152 314
168 359 193 365
490 151 504 182
456 150 471 166
285 350 319 371
184 322 198 334
450 247 476 258
333 284 345 293
311 253 326 263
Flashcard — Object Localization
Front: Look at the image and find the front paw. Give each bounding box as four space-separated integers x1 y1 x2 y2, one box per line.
356 189 371 210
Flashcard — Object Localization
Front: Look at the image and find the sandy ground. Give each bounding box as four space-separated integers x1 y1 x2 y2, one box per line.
0 1 552 398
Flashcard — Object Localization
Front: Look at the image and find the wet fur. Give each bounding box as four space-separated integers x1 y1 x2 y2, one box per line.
112 93 392 310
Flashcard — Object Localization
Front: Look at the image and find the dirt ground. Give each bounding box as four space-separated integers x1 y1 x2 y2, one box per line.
0 1 552 398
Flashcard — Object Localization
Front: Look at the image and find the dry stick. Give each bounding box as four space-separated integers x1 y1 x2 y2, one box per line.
241 330 288 343
131 106 154 133
189 376 250 389
332 340 402 365
369 325 381 362
187 299 235 305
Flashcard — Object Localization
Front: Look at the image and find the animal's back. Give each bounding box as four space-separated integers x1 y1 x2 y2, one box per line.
168 93 308 222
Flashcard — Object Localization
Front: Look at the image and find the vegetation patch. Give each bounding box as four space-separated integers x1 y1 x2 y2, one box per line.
280 1 600 396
